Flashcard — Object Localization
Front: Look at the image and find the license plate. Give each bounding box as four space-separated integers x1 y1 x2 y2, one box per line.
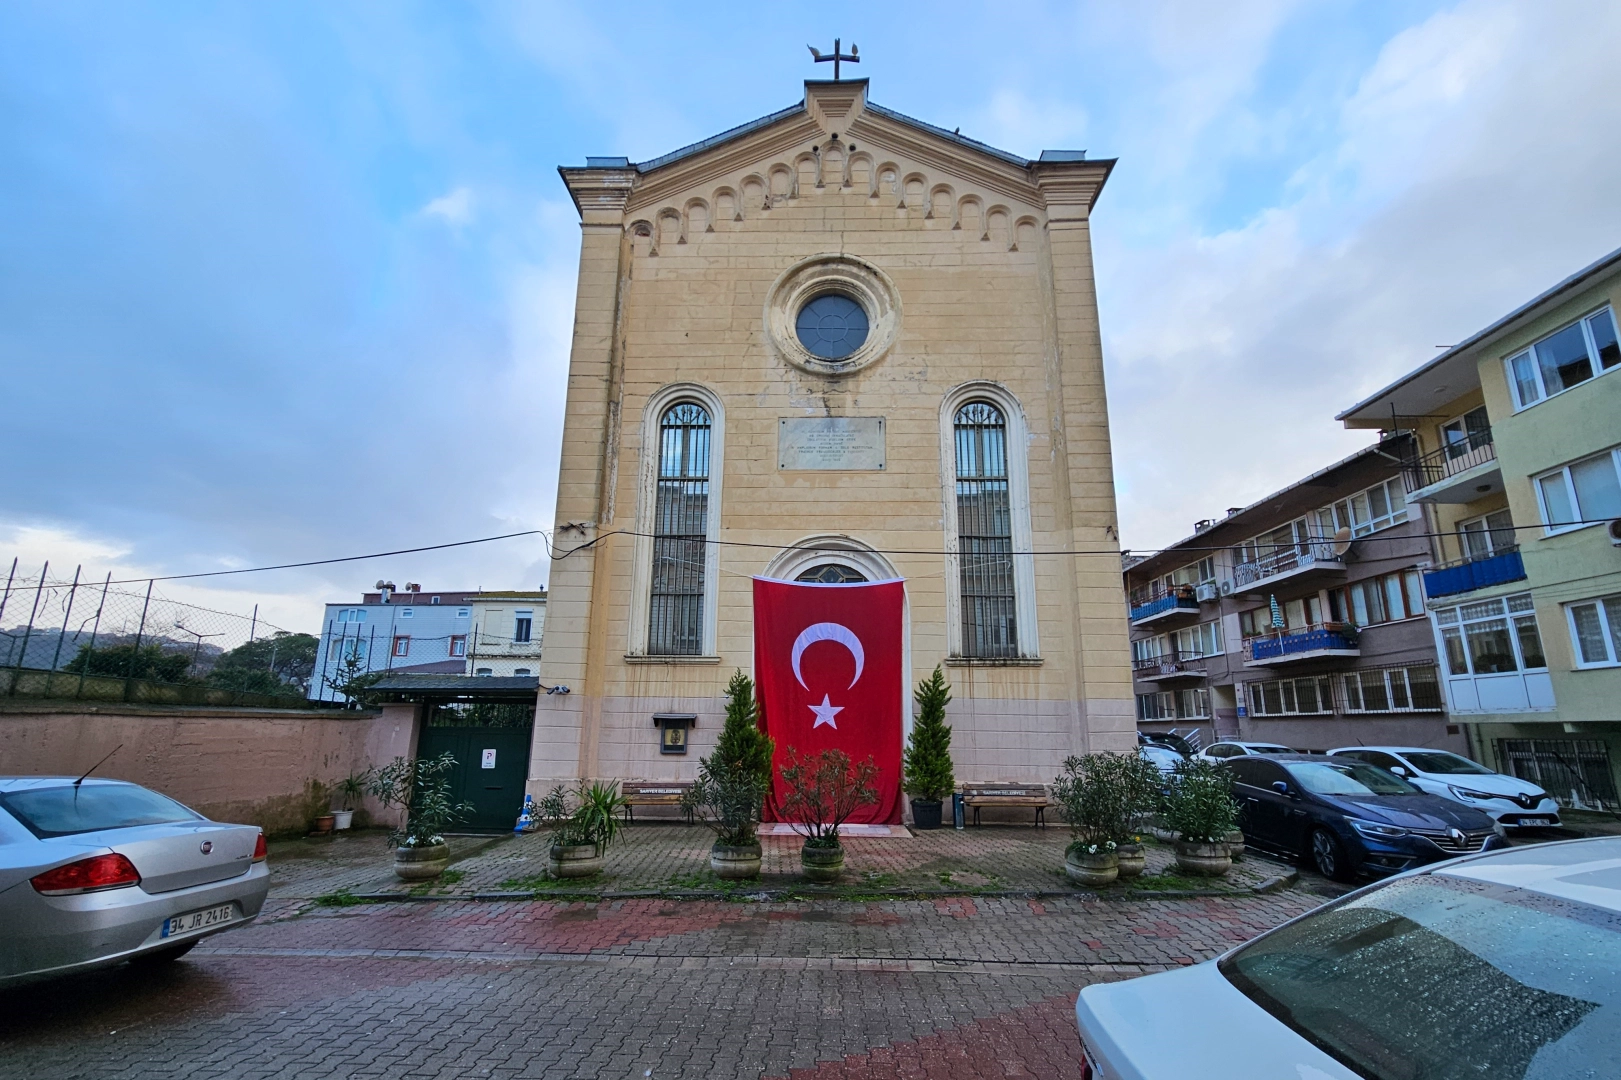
162 903 235 938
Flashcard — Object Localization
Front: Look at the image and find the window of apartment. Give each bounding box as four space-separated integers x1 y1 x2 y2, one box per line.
648 401 711 655
327 637 369 662
1331 478 1409 538
399 608 414 619
449 635 467 658
392 636 410 658
1341 665 1443 713
335 608 366 624
1131 637 1165 663
1566 595 1621 668
1439 407 1492 457
954 401 1017 657
514 668 532 676
1435 593 1547 676
1137 688 1210 721
1241 597 1321 637
456 608 470 619
1506 306 1621 409
474 667 493 676
430 596 441 605
1334 570 1424 627
1534 448 1621 534
1246 676 1335 716
513 610 534 644
1171 557 1217 588
1173 620 1225 658
1459 509 1517 560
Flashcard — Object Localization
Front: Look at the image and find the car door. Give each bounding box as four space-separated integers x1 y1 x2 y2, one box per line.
1229 758 1287 848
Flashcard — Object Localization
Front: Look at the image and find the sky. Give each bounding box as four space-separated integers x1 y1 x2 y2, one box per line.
2 0 1620 634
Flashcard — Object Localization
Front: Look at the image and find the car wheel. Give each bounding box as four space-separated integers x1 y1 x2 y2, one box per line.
128 940 198 969
1308 828 1354 883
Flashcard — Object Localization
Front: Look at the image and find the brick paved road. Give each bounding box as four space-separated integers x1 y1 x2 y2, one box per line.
0 889 1323 1079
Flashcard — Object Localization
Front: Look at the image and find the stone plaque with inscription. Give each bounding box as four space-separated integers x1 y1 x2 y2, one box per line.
777 417 886 471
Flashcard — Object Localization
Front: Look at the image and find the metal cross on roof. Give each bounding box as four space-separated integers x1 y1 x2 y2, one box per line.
807 38 859 80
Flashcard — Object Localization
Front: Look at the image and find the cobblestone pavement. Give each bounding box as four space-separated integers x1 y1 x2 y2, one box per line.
266 824 1312 902
0 888 1326 1079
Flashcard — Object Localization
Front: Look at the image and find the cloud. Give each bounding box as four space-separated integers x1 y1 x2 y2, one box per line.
420 186 474 225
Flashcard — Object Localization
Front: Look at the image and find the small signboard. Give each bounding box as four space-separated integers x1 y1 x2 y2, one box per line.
481 749 497 769
778 417 885 471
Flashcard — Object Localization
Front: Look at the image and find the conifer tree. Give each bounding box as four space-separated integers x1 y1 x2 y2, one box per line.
902 665 955 801
714 669 774 785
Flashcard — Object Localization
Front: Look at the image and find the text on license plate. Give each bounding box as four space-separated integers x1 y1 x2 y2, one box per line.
162 903 234 938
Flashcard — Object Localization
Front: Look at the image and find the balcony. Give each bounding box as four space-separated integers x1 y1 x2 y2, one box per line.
1243 622 1360 667
1131 653 1209 682
1421 548 1527 600
1232 542 1344 595
1402 433 1503 504
1128 590 1201 627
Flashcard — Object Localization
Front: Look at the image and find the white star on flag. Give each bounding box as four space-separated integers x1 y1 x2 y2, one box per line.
809 694 844 729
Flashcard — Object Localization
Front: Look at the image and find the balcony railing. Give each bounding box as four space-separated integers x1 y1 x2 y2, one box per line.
1232 541 1340 589
1421 547 1526 600
1402 432 1496 495
1131 653 1209 679
1128 590 1201 624
1243 622 1359 664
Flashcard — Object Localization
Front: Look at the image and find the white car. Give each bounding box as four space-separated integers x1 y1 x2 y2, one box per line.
1328 746 1561 829
1197 741 1293 763
1076 836 1621 1080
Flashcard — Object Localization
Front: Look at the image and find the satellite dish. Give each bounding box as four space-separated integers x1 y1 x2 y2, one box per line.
1331 527 1354 557
375 580 387 590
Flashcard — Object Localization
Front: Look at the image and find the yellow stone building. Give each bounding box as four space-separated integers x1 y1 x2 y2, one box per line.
532 79 1135 803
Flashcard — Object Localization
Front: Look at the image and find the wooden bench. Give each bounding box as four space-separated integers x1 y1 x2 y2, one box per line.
621 780 695 824
961 783 1052 828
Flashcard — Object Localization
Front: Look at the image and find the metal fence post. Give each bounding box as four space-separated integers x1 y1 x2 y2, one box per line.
126 578 153 702
47 565 81 690
0 557 17 665
12 562 48 687
78 573 111 700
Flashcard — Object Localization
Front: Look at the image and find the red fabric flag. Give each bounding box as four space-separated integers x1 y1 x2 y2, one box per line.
753 576 905 826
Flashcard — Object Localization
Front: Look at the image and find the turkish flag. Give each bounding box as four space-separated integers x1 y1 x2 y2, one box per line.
753 576 905 825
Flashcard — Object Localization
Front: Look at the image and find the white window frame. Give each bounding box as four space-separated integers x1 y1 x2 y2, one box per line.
399 608 414 619
1433 593 1547 676
1532 447 1621 536
1340 665 1444 714
1245 675 1335 717
1504 305 1621 410
627 383 726 658
513 610 534 644
1457 509 1516 560
938 381 1039 659
1565 595 1621 669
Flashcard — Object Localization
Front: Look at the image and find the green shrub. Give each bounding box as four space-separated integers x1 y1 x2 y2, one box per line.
543 780 630 851
1162 758 1239 844
367 753 472 847
778 747 878 848
1053 751 1163 853
902 666 955 802
684 670 774 847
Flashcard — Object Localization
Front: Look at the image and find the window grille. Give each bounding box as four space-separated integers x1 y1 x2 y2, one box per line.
648 402 711 655
1497 739 1618 810
954 402 1017 657
795 564 868 583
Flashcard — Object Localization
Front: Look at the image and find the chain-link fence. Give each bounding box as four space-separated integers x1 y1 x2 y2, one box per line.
0 559 325 709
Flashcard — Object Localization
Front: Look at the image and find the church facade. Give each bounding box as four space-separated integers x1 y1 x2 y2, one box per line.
532 79 1135 802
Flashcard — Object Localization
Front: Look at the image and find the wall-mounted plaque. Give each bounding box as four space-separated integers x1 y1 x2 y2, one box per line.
778 417 886 471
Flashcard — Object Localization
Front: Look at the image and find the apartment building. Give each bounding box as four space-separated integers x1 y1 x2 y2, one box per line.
310 584 478 702
466 590 547 677
1340 245 1621 810
1125 438 1461 755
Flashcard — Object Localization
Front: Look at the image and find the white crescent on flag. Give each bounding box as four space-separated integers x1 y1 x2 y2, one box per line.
790 622 865 690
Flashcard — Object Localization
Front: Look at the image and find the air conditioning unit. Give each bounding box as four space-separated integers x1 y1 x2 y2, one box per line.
1219 580 1235 597
1609 519 1621 547
1195 583 1220 603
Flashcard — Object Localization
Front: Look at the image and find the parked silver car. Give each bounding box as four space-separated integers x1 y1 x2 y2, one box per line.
0 777 270 986
1328 746 1561 829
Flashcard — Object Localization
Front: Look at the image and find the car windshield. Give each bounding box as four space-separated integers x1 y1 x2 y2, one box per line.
1142 747 1182 768
1252 745 1293 754
1219 874 1621 1080
0 783 199 838
1401 751 1495 776
1286 760 1417 796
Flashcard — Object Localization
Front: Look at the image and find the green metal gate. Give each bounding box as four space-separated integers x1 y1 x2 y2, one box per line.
418 703 534 832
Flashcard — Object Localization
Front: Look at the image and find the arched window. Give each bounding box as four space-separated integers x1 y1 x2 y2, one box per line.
648 402 711 654
954 402 1017 657
795 563 868 584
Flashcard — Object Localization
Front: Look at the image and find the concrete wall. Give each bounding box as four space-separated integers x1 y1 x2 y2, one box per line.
0 701 421 834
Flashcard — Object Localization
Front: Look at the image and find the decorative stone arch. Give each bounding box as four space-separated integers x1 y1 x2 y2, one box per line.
937 381 1040 659
957 195 984 238
761 534 913 746
1012 215 1040 252
684 197 711 237
927 184 954 222
848 151 874 194
818 142 845 188
656 208 683 250
713 186 739 224
901 172 926 211
985 205 1012 249
874 161 900 201
628 219 654 258
741 174 767 213
626 382 727 659
768 164 793 205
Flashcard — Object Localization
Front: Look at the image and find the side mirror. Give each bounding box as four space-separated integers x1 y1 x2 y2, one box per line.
1271 781 1292 796
1390 766 1408 777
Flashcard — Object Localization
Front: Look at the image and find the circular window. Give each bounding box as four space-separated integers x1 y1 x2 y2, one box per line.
795 294 869 360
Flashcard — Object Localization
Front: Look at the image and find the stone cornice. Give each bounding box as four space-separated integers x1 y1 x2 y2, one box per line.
557 167 636 220
843 111 1042 207
1029 160 1116 219
625 115 823 215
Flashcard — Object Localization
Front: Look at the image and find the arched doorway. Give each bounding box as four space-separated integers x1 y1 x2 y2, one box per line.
795 563 868 584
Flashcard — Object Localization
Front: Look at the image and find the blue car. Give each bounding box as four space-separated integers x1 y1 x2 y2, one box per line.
1227 754 1507 882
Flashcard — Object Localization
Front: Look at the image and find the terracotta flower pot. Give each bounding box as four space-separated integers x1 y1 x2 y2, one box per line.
910 799 944 830
548 842 604 879
1115 843 1146 879
1174 840 1232 877
312 814 335 835
711 842 763 880
1224 830 1246 860
393 840 449 881
800 842 845 883
1064 849 1119 887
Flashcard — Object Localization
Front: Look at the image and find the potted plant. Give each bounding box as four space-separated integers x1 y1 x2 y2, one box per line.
901 666 954 830
367 752 472 881
1163 758 1240 877
777 748 879 883
683 671 774 879
544 780 629 879
1115 753 1163 879
332 768 371 831
1053 754 1124 886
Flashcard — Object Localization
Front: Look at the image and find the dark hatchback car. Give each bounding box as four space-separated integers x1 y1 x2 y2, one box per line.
1228 755 1507 882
